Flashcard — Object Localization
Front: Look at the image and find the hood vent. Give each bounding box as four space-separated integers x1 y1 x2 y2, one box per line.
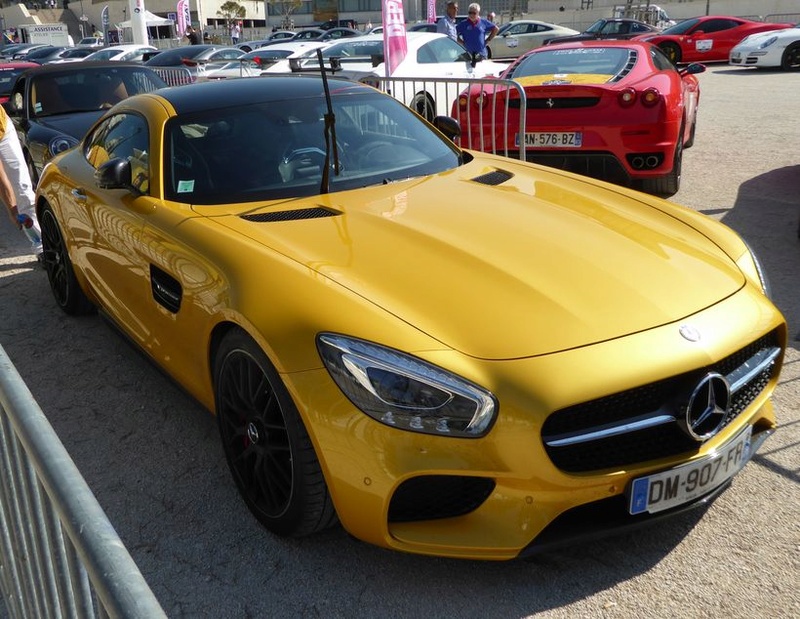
241 207 340 223
471 170 513 186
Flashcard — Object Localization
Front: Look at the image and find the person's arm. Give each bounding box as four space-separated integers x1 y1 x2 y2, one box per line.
0 161 20 228
486 23 499 44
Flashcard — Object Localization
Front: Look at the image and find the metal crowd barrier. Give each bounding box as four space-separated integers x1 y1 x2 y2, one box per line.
152 67 195 87
357 75 528 162
0 344 166 619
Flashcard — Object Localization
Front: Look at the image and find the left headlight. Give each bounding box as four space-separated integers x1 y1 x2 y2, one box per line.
49 135 80 157
317 334 497 438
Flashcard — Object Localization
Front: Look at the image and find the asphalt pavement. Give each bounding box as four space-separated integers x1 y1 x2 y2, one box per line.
0 66 797 618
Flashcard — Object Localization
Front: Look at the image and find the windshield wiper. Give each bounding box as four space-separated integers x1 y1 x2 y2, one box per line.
317 48 341 194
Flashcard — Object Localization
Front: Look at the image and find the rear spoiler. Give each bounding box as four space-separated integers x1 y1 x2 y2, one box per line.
288 54 385 73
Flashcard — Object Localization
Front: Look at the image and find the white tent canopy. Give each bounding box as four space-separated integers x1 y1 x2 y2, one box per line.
118 10 173 29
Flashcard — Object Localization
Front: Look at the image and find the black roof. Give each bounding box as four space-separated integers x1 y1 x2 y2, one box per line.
19 61 158 78
155 75 370 115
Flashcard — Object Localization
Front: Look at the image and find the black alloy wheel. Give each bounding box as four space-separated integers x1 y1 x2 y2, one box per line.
781 42 800 71
660 42 681 64
214 329 337 537
39 202 95 315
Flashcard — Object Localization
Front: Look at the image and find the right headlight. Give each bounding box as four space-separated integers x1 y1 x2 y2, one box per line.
317 334 497 438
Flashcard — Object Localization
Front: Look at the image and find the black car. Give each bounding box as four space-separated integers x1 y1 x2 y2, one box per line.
3 62 167 184
545 18 660 45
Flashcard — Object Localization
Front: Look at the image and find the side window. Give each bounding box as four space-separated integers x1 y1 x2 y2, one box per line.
698 19 736 34
85 113 150 194
651 46 677 72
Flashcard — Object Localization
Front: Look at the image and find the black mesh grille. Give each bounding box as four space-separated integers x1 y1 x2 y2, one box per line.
471 170 513 186
241 207 339 222
388 475 495 523
510 97 600 110
542 331 781 473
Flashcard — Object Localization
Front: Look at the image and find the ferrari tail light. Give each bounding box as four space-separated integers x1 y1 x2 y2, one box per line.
618 87 636 107
641 87 661 107
458 92 489 110
458 94 469 110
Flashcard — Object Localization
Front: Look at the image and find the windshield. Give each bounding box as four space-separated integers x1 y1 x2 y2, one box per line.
164 89 462 204
31 67 166 116
660 18 700 35
585 20 605 33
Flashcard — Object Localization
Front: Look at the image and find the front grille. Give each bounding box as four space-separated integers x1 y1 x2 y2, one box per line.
388 475 495 522
542 331 781 472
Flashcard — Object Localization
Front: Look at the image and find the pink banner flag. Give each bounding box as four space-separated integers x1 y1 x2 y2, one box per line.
177 0 190 35
381 0 408 77
427 0 437 23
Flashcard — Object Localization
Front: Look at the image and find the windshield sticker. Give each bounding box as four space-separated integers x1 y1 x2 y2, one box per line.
34 102 42 113
177 180 195 193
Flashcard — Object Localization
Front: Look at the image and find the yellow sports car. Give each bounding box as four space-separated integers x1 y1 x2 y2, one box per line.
36 75 786 560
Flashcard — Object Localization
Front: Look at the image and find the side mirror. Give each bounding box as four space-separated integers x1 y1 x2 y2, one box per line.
681 62 706 76
433 116 461 141
95 158 132 190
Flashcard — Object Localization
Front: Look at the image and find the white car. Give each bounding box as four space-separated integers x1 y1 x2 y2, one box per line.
729 24 800 70
82 45 159 63
488 20 580 59
262 32 508 118
203 41 332 80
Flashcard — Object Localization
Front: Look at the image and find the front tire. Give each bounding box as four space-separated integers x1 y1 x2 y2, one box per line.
214 329 337 537
660 42 681 64
781 42 800 71
39 201 95 315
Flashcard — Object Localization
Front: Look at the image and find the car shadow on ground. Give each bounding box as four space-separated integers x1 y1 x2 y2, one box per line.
707 164 800 344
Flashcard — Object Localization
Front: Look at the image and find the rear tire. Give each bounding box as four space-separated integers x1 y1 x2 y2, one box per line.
640 123 683 197
39 201 95 316
214 328 337 537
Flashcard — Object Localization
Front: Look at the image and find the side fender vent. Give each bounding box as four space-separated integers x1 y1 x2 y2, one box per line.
150 265 182 314
241 207 340 222
471 170 513 186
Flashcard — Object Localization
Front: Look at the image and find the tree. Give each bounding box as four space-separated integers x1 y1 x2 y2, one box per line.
268 0 303 23
217 1 246 24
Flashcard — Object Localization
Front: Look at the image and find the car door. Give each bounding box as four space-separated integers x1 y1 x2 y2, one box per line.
683 18 742 61
65 111 156 343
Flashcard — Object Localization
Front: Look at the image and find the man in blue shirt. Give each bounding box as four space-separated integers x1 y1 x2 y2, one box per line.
436 1 459 41
456 3 498 59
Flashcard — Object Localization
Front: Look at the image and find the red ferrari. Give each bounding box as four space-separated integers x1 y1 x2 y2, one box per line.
453 40 705 196
632 15 792 64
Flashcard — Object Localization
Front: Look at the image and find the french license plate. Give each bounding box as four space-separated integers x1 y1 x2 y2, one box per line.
516 132 582 148
629 425 752 515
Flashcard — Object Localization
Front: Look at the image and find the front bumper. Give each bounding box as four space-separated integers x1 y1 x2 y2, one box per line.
286 284 785 560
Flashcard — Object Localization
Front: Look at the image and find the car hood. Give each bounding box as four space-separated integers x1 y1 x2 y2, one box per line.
33 111 105 139
206 161 744 359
